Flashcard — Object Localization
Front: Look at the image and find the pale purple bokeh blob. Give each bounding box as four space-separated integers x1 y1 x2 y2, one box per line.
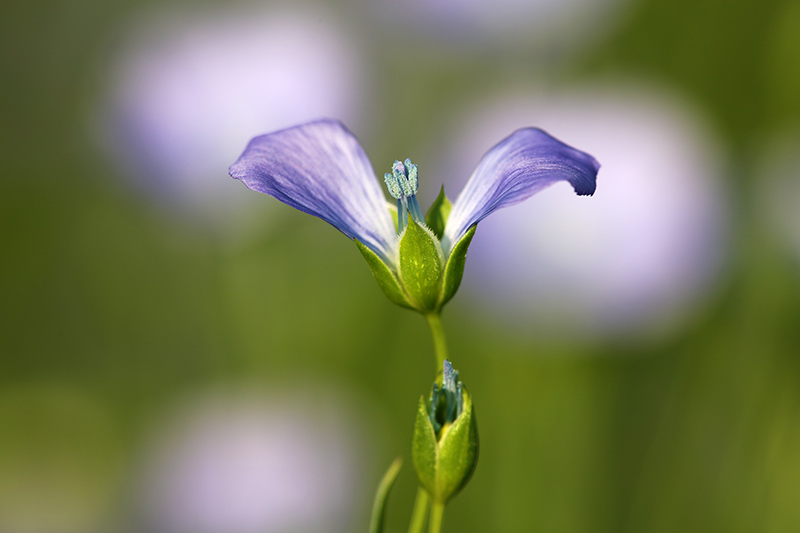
371 0 631 50
138 388 359 533
99 7 367 215
439 85 730 338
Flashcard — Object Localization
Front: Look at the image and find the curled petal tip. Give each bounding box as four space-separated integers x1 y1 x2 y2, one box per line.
442 127 600 254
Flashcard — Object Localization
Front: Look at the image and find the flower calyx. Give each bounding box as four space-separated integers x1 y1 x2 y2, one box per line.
412 360 479 505
355 160 477 313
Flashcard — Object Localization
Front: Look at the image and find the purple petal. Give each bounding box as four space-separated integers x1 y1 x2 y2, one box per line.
229 119 397 264
442 128 600 254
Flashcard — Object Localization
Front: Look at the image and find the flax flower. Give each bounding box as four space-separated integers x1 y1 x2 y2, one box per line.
229 119 599 311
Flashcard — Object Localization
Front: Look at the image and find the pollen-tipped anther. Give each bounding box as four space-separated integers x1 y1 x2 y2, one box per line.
384 158 424 232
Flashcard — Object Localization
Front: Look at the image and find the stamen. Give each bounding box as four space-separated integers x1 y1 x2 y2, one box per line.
383 158 423 232
384 172 402 199
404 159 418 194
393 160 406 178
392 161 412 196
443 360 459 422
443 360 457 392
428 361 465 434
397 198 408 232
408 196 425 224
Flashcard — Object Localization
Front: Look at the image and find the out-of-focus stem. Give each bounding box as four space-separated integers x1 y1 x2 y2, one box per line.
408 487 429 533
428 500 445 533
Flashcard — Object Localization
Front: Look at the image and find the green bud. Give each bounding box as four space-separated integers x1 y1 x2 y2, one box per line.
412 360 479 504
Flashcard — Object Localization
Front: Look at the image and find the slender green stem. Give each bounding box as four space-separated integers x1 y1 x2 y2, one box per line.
425 312 448 371
408 487 430 533
428 500 445 533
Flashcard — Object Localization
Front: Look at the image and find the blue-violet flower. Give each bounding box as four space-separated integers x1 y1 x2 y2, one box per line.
229 119 599 311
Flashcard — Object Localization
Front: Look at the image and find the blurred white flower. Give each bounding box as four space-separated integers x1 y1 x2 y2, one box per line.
137 387 360 533
439 84 730 339
98 6 368 218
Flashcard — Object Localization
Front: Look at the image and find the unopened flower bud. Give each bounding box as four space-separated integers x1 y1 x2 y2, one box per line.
412 360 479 504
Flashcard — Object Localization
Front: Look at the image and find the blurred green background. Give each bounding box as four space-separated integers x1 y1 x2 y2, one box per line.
2 0 800 531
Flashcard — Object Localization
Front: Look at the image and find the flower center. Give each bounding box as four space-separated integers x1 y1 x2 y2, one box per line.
384 158 425 232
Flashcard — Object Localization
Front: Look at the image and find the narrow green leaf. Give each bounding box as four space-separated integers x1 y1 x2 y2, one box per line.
438 225 477 308
355 239 413 309
412 396 438 497
398 218 444 311
369 457 403 533
425 186 452 240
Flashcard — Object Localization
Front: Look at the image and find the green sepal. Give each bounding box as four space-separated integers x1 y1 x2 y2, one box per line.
412 389 479 504
412 396 438 496
435 389 478 502
438 225 477 308
425 186 452 240
369 457 403 533
398 217 444 312
354 239 413 309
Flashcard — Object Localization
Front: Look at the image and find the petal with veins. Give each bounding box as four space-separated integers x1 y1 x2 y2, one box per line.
229 119 397 265
443 128 599 255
